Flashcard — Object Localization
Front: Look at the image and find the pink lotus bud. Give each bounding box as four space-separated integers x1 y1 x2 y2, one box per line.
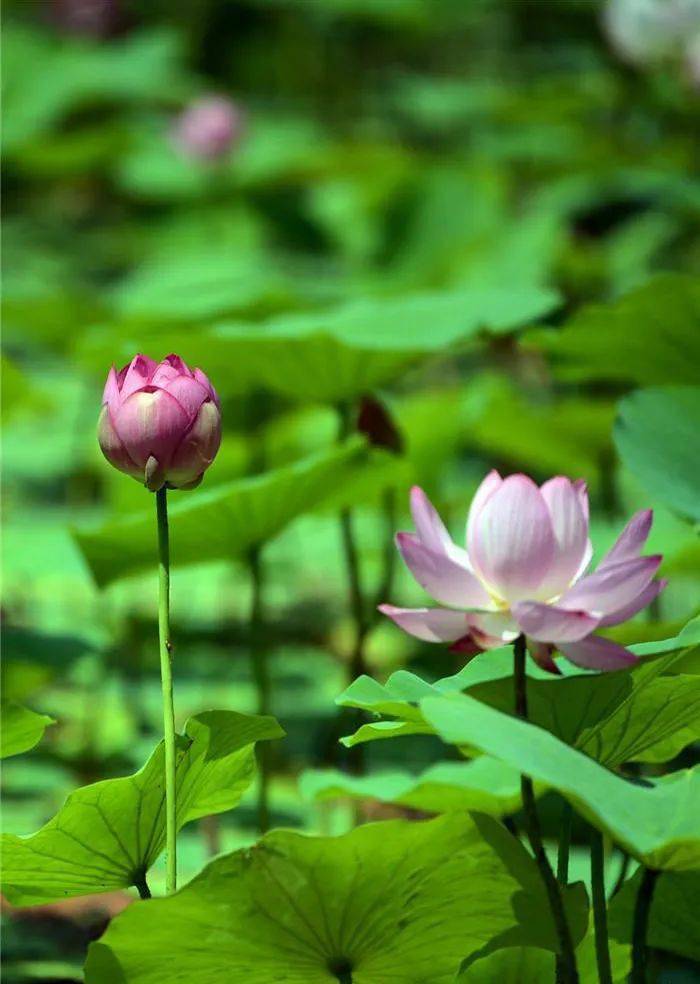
380 473 666 674
172 95 245 162
98 354 221 492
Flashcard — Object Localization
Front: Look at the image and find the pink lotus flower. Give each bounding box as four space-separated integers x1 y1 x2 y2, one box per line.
380 472 666 672
172 95 245 162
98 354 221 492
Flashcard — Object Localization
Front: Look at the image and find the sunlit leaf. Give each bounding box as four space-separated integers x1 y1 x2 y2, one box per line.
1 710 283 905
0 702 55 759
75 441 367 586
84 813 587 984
421 693 700 871
464 379 615 484
3 27 189 153
339 626 700 761
530 274 700 385
466 644 700 768
300 758 523 815
615 386 700 523
80 283 558 404
109 249 290 321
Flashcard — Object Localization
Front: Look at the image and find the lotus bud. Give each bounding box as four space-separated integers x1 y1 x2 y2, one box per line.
172 95 245 161
49 0 122 38
357 395 404 455
98 354 221 492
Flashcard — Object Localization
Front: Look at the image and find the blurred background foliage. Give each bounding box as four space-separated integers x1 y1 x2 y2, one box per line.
2 0 699 980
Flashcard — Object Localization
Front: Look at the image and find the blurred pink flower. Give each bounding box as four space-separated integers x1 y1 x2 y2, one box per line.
98 354 221 492
49 0 122 38
172 95 245 162
380 473 666 672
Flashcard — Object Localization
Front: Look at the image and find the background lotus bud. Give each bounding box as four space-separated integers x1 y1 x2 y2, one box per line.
49 0 123 38
98 354 221 491
357 395 404 455
172 95 245 162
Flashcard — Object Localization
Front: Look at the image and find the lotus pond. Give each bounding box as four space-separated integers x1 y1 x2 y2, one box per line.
2 1 700 982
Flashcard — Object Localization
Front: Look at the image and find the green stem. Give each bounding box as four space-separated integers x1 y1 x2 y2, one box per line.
513 636 578 984
336 402 371 774
554 799 574 982
156 487 177 895
249 544 271 832
373 486 398 614
135 872 152 900
631 868 658 983
557 800 573 885
590 828 613 984
339 505 370 677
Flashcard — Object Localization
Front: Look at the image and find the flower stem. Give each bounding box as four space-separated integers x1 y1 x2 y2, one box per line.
513 635 578 984
631 867 658 983
135 872 152 900
373 486 398 612
557 799 573 885
337 402 370 774
554 799 574 983
590 828 613 984
248 543 271 833
155 487 177 895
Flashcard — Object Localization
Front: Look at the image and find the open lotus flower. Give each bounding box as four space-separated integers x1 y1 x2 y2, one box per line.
98 354 221 492
380 472 666 672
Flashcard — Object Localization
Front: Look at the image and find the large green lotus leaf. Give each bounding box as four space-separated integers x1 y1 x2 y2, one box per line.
109 249 291 321
531 274 700 385
457 932 630 983
75 441 366 587
467 644 700 768
300 758 523 815
80 283 558 403
215 280 559 354
609 868 700 962
339 626 700 758
0 701 55 759
614 386 700 523
2 710 283 905
463 380 615 486
84 813 588 984
420 694 700 871
3 27 189 153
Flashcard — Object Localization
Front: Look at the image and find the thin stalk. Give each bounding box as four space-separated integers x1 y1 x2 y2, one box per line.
373 486 398 613
249 544 271 832
590 828 613 984
339 506 370 680
557 800 573 885
554 799 574 981
631 868 658 983
513 635 578 984
155 487 177 895
337 409 364 641
336 402 371 774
